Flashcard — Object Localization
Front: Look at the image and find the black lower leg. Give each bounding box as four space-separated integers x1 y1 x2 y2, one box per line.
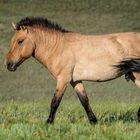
47 94 62 124
137 107 140 122
77 93 97 124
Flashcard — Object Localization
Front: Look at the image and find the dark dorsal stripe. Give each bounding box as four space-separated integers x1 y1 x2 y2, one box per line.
16 17 69 33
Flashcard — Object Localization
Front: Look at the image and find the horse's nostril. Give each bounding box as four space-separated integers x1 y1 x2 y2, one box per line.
7 62 12 68
7 62 12 69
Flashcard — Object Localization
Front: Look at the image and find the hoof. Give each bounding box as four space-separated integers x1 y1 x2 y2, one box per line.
90 118 97 124
45 119 54 126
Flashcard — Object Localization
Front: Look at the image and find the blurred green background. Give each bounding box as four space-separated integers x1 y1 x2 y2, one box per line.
0 0 140 103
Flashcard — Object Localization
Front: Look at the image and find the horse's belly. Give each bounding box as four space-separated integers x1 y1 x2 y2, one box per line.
73 64 118 82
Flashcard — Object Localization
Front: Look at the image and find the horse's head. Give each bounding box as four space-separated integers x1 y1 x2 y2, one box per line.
4 23 35 71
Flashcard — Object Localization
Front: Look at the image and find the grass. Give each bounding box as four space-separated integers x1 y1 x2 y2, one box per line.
1 0 140 139
0 101 140 140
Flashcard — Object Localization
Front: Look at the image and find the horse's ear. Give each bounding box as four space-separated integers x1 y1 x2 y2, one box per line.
12 22 16 30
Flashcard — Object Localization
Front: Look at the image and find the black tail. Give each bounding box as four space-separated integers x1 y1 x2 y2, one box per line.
116 58 140 75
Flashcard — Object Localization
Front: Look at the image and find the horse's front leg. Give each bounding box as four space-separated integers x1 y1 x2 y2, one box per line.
46 78 69 124
71 81 97 124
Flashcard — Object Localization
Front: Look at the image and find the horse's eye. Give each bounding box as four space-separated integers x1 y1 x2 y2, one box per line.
18 40 23 45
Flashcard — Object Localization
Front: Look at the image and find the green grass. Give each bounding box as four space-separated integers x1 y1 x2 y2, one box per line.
1 0 140 139
0 101 140 140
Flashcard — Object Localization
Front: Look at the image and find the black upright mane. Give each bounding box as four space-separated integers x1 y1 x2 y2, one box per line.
16 17 69 32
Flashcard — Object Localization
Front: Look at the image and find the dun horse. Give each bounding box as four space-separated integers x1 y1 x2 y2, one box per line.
4 17 140 124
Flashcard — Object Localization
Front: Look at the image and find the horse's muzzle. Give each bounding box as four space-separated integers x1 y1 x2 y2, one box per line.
7 62 17 72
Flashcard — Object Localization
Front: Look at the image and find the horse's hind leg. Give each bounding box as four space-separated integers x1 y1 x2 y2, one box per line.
70 81 97 124
127 72 140 122
137 108 140 122
131 72 140 88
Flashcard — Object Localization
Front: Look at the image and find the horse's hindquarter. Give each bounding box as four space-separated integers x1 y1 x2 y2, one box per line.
71 33 135 82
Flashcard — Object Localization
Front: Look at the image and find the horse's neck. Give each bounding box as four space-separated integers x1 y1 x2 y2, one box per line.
32 29 64 66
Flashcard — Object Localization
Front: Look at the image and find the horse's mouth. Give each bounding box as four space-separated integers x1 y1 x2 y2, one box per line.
7 58 25 72
7 62 17 72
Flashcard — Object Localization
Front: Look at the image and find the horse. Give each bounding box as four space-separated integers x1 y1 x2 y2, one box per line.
4 17 140 124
